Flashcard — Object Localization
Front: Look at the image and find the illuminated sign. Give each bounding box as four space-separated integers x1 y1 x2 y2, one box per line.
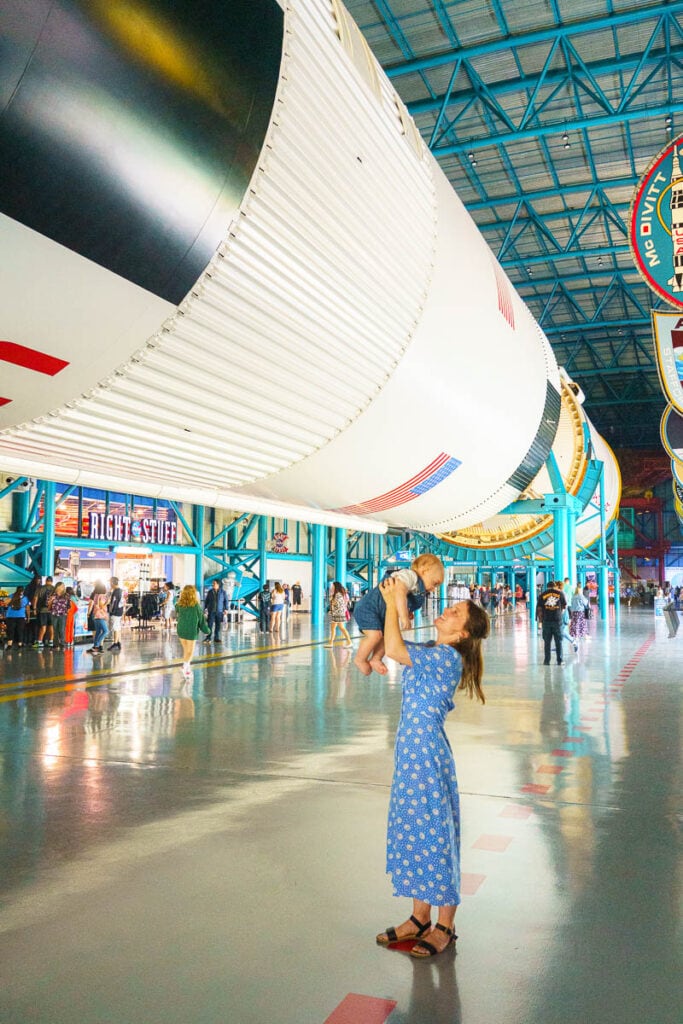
630 133 683 308
88 513 177 545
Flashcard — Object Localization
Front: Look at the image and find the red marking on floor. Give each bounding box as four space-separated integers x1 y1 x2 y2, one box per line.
0 397 10 406
461 872 487 895
0 341 69 376
324 994 397 1024
472 834 513 852
499 804 533 820
537 765 563 774
521 783 551 794
385 938 421 953
551 749 574 757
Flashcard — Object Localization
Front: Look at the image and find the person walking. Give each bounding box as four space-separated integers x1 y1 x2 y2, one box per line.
64 586 79 648
4 587 30 649
106 576 125 651
49 582 70 650
33 576 55 648
270 582 285 634
203 579 227 644
324 581 353 648
569 585 589 647
159 581 176 634
176 584 210 677
375 577 489 957
538 580 567 665
87 582 109 654
258 585 271 633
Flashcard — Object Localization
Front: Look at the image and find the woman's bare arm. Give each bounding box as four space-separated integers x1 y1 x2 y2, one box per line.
380 578 413 666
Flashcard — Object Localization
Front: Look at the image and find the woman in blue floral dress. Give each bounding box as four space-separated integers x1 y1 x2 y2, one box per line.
376 577 489 958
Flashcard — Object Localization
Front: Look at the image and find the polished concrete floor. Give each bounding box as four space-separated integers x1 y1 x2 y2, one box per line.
0 606 680 1024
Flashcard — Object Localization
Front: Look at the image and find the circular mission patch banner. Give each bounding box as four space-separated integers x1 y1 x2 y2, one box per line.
630 133 683 309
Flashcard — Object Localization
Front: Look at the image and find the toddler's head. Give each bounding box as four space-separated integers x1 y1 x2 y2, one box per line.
411 553 444 592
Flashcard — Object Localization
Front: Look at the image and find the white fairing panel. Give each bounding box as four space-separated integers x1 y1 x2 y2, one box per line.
0 0 611 535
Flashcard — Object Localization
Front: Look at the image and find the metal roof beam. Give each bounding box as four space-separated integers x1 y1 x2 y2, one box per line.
432 102 681 156
543 317 650 334
467 177 635 210
386 3 678 78
501 244 629 267
565 364 658 378
517 281 648 301
480 200 629 234
409 46 682 118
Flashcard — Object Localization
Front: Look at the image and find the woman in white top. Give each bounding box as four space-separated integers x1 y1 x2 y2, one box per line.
161 582 175 632
270 582 285 634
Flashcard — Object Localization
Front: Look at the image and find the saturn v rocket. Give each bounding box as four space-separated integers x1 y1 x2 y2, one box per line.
0 0 619 542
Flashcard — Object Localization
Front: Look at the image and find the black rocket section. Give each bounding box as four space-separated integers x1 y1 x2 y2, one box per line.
0 0 283 305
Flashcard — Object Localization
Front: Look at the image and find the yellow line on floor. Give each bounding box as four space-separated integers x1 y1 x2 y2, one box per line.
0 640 332 703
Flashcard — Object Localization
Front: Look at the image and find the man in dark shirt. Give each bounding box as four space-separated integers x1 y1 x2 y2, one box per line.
258 585 271 633
203 580 227 644
33 575 55 648
539 580 567 665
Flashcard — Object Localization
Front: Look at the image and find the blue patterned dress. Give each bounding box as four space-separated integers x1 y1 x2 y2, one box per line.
386 641 462 906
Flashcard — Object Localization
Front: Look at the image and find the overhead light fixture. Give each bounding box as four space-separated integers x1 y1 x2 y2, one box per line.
562 131 570 149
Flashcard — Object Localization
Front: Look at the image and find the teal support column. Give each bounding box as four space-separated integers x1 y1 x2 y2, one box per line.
11 487 31 569
376 535 384 584
227 517 238 567
311 524 326 627
553 505 568 582
527 564 537 630
334 528 347 588
41 481 56 577
440 579 447 614
193 505 205 591
567 508 578 585
367 534 375 590
258 516 268 587
598 466 609 621
613 519 621 633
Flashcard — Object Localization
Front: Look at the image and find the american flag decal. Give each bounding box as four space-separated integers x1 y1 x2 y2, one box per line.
335 452 461 515
493 263 515 329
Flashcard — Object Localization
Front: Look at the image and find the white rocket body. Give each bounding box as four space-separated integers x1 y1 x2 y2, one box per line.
0 0 619 537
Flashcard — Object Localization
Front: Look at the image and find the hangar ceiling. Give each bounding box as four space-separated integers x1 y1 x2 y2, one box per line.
347 0 683 450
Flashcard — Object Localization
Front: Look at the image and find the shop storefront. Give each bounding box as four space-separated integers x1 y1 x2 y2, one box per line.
55 492 184 595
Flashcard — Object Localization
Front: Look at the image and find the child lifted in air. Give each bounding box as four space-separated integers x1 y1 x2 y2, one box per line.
352 553 445 676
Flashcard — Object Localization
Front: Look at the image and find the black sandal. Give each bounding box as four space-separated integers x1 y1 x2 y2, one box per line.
376 915 431 946
409 922 457 958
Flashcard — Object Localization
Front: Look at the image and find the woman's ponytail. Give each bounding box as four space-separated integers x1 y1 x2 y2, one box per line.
454 600 490 704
